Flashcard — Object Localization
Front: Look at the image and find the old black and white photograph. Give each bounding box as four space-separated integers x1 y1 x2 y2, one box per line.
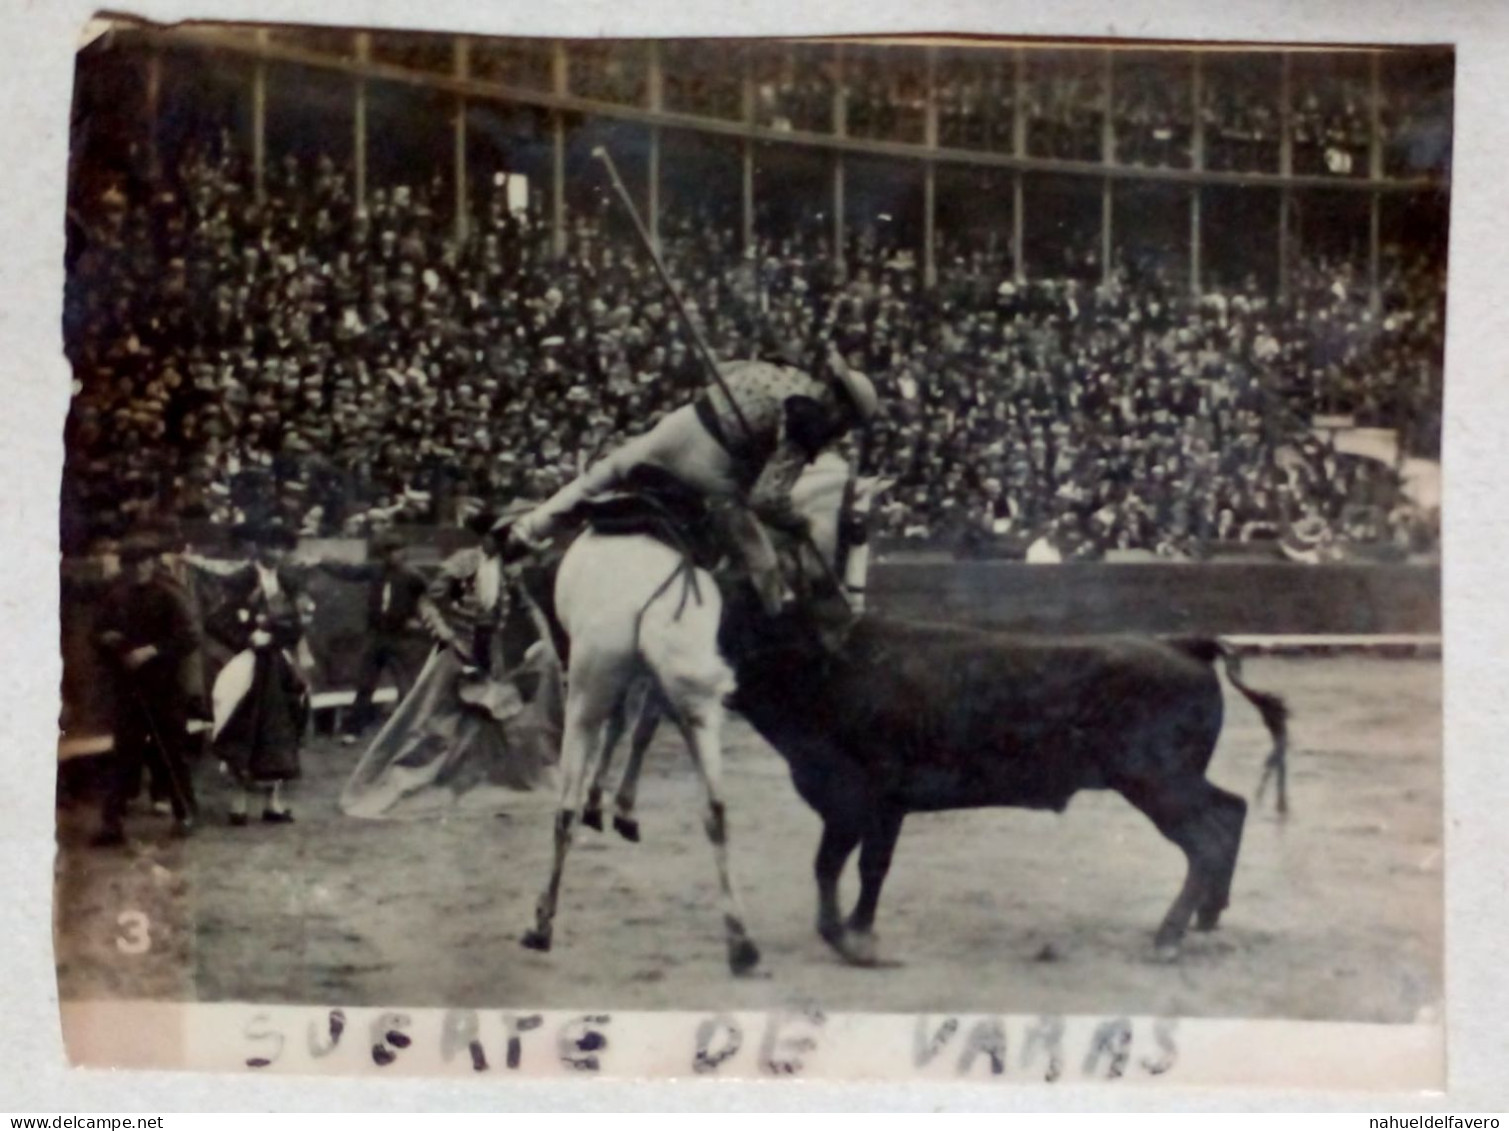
51 15 1450 1083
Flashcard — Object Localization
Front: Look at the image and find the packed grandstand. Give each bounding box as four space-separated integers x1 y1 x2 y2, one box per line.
61 30 1448 562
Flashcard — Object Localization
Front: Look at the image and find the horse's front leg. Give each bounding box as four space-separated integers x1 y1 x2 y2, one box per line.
521 688 603 952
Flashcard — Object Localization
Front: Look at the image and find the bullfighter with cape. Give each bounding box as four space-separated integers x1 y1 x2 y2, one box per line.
340 504 561 820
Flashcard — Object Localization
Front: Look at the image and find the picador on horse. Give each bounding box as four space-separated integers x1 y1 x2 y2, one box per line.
506 340 879 628
510 150 1290 977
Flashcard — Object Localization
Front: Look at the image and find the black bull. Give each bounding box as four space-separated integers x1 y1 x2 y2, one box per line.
524 499 1290 966
715 605 1290 964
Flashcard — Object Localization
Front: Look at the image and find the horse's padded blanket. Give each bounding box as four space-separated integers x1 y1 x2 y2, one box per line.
568 466 726 573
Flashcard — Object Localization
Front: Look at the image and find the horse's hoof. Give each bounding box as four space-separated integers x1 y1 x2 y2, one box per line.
728 937 762 976
520 928 553 953
838 930 880 968
1195 908 1223 932
582 809 604 832
1150 940 1182 964
612 815 641 843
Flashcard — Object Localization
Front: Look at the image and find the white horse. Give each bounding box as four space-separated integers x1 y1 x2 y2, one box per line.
519 452 888 974
580 452 886 841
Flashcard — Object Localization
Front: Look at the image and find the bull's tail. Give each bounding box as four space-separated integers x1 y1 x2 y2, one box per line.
1167 636 1291 815
1220 643 1290 816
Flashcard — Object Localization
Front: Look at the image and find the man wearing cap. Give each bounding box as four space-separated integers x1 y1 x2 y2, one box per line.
312 531 428 745
508 346 879 614
90 532 200 846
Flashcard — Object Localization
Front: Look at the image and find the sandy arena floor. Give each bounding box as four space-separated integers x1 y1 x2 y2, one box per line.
54 655 1442 1024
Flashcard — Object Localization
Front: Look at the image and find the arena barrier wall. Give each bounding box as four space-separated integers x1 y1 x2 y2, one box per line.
867 560 1441 637
57 553 1441 751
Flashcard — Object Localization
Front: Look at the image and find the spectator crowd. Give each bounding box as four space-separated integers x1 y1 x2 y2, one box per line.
63 126 1444 562
462 38 1450 181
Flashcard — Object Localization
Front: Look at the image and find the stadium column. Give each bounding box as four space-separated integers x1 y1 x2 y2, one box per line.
354 33 369 213
1101 49 1114 288
1012 174 1025 284
1278 51 1293 301
1190 52 1205 298
923 46 938 291
551 40 567 260
1012 47 1026 283
648 41 662 255
253 27 269 207
454 37 470 246
145 46 161 181
1190 187 1203 299
1368 50 1383 314
741 60 755 255
832 44 847 276
1100 189 1112 288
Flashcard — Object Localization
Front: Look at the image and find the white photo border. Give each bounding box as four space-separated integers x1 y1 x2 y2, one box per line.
7 0 1507 1111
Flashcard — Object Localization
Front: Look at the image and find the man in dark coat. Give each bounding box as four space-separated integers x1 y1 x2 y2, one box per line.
314 529 428 745
91 532 201 846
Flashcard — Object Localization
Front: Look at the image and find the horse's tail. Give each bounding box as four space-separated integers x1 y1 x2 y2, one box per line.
1166 636 1291 816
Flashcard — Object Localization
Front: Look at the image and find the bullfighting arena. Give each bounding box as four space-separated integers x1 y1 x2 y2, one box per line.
54 653 1441 1024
